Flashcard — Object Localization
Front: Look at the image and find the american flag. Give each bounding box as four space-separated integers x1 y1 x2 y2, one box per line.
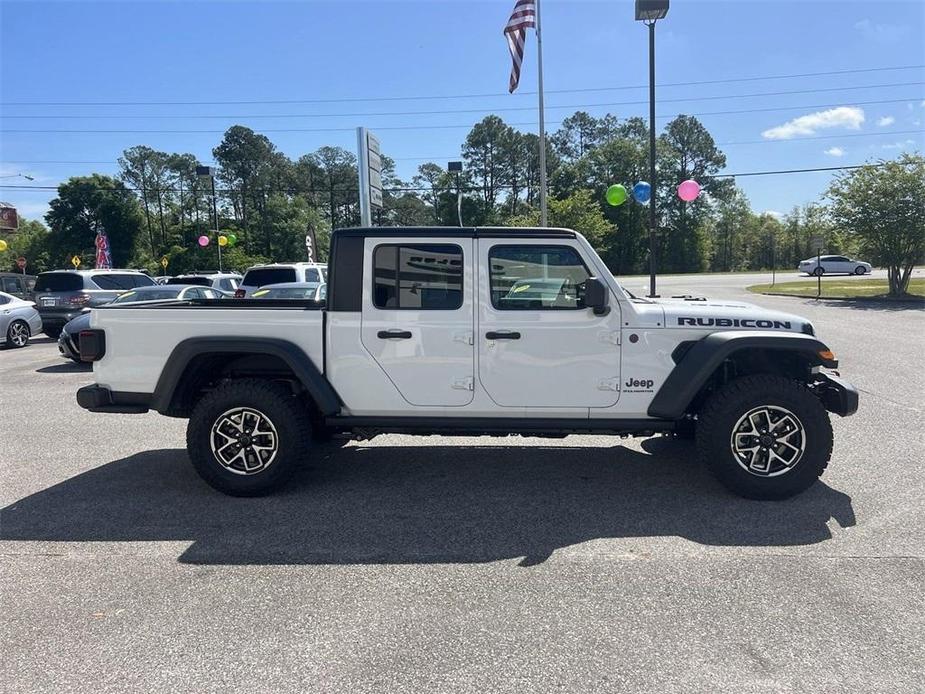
504 0 536 93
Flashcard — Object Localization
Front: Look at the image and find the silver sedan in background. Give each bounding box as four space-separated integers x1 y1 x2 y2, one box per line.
0 290 43 348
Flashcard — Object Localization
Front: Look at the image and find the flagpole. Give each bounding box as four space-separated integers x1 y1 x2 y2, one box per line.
535 0 548 227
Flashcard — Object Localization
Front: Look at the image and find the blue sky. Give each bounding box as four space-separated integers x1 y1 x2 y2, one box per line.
1 0 923 222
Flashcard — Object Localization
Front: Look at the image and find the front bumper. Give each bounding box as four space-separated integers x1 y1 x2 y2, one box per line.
76 384 151 414
58 332 80 361
812 372 859 417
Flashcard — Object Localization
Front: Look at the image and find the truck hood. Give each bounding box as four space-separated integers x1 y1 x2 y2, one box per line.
654 297 812 334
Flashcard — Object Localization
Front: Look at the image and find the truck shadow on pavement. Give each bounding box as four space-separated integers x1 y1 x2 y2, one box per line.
1 438 856 566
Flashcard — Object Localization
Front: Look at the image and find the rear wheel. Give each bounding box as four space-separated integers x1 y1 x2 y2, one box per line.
812 267 825 277
186 378 312 496
696 374 832 499
6 320 30 348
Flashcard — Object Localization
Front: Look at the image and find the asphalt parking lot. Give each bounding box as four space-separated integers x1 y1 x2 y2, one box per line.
2 273 923 693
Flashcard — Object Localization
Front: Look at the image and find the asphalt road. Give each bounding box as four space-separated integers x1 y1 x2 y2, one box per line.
2 280 923 693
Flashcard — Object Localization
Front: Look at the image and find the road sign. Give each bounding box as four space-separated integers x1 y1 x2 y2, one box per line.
357 127 383 226
809 235 824 251
161 256 169 269
71 255 81 268
16 256 26 270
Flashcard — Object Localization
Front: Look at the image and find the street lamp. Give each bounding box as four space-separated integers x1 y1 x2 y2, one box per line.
635 0 669 297
0 173 34 181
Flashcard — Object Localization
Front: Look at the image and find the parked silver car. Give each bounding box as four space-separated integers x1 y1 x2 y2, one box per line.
0 290 43 348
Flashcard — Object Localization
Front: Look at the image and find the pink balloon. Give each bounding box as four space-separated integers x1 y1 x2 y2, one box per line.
677 179 701 202
198 235 210 247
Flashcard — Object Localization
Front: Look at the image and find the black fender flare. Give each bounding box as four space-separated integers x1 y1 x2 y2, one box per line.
647 331 836 420
151 337 341 416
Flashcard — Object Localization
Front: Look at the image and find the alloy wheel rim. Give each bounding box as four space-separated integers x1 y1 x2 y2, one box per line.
730 405 806 477
210 407 279 475
10 322 28 346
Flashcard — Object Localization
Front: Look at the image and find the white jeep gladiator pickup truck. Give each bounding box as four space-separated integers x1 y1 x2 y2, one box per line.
76 227 858 499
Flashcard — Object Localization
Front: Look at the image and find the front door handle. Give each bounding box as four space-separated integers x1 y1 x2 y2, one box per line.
485 331 521 340
378 329 413 339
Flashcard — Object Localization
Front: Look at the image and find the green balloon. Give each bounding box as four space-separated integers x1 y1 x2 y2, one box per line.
606 184 628 206
227 233 237 247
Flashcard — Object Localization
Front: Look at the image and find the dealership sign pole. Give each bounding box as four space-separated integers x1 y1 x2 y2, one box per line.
357 128 383 227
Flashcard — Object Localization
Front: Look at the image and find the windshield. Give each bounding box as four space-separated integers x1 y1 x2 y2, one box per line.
253 286 319 300
110 288 182 303
242 268 297 287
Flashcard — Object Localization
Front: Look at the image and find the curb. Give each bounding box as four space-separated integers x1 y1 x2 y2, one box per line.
750 290 925 304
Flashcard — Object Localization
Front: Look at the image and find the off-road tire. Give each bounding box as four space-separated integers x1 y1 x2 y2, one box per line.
5 320 30 348
186 378 312 496
696 374 833 500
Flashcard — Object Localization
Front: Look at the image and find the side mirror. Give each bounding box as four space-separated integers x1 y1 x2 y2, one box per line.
583 277 610 316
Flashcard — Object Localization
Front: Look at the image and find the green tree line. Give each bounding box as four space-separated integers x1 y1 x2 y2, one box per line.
2 114 922 293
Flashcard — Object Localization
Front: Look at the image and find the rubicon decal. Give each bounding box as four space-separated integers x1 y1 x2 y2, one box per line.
677 317 792 329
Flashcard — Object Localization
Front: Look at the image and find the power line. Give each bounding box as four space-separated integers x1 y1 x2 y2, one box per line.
2 98 920 168
2 82 920 124
0 163 903 196
2 64 921 107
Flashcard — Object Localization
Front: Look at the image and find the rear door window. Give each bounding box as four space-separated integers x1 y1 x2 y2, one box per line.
35 273 83 292
373 244 463 310
304 268 321 283
243 268 297 287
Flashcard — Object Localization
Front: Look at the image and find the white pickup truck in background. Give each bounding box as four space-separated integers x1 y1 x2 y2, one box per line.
77 226 857 499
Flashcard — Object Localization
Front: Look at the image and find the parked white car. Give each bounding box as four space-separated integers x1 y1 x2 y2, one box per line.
235 263 327 297
0 290 43 348
166 272 243 293
798 255 872 276
252 282 326 301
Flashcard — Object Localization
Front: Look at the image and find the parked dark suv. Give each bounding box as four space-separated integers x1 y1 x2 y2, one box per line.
0 272 36 301
32 269 156 338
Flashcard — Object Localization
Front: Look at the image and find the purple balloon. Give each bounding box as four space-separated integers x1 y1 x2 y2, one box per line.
198 235 210 247
677 180 701 202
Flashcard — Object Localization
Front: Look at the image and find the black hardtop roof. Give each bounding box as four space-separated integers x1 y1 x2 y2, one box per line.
332 226 577 239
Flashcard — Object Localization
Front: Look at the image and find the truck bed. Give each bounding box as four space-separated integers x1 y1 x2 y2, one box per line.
91 301 325 394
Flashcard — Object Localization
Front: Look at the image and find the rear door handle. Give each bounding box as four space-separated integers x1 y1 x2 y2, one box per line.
378 330 413 339
485 331 521 340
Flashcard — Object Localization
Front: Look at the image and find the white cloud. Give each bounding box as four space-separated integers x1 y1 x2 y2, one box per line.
763 210 783 220
881 140 916 150
854 19 911 43
877 116 895 127
824 147 845 157
762 106 865 140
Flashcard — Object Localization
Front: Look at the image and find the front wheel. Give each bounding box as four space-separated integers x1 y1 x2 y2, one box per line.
812 267 825 277
6 320 30 348
854 265 866 275
696 375 833 499
186 378 312 496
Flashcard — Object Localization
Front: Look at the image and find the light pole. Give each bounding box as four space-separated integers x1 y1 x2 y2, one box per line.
196 166 222 272
447 161 463 227
635 0 669 298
